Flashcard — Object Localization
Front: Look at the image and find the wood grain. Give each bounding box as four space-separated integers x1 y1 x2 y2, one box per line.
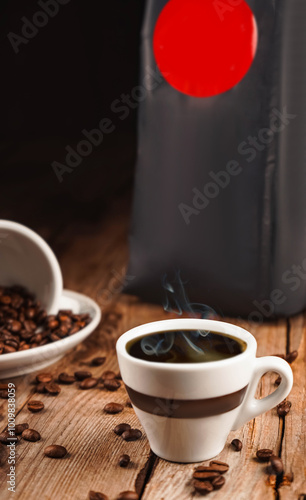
0 197 305 500
279 313 306 499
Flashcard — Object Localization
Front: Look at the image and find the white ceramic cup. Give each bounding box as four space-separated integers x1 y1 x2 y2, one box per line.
0 220 62 313
116 318 293 463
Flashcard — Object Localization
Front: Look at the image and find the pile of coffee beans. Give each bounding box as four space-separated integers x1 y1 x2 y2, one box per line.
0 285 92 354
192 460 229 494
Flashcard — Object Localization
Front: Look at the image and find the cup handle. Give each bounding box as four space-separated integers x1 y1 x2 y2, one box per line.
232 356 293 430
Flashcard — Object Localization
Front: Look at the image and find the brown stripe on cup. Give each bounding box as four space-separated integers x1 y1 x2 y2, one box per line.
125 385 248 419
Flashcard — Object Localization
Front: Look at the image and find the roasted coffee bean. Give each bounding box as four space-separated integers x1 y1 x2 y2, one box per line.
0 431 18 444
74 370 92 380
277 401 291 417
270 456 284 475
22 428 41 442
193 480 214 494
45 382 61 395
7 320 22 332
119 454 130 467
36 383 46 394
231 438 242 451
91 357 106 366
275 375 282 386
209 460 230 472
114 423 131 436
58 372 76 384
80 377 99 389
15 423 29 435
101 370 116 381
3 345 16 353
0 389 9 399
256 449 274 462
27 400 44 413
298 495 306 500
116 492 139 500
193 471 221 481
44 445 67 458
115 372 122 380
281 472 294 485
104 403 124 414
126 400 133 408
212 475 226 490
104 379 121 391
36 373 53 384
121 429 142 441
195 464 229 475
285 351 298 364
89 492 109 500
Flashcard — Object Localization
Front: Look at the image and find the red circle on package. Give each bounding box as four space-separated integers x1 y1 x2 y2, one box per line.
153 0 258 97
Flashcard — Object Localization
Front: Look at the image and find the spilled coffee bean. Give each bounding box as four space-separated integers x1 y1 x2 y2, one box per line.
285 351 298 364
22 428 41 442
75 370 92 381
104 379 121 391
101 370 116 381
195 464 228 475
119 454 130 467
280 472 294 486
58 372 75 384
275 375 282 386
231 438 242 451
193 480 214 494
270 456 283 475
256 449 274 462
0 431 18 444
104 402 124 414
91 357 106 366
277 401 291 417
212 476 226 490
36 373 53 384
193 471 221 481
45 382 61 395
116 492 138 500
209 460 229 473
89 491 109 500
121 429 142 441
15 423 29 435
80 377 99 390
27 400 44 413
36 383 46 394
44 445 67 458
114 423 131 436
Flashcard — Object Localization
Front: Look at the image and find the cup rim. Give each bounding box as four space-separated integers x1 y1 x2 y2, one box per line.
116 318 257 371
0 219 63 313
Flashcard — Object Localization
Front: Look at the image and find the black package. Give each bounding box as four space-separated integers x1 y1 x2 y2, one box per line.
124 0 306 319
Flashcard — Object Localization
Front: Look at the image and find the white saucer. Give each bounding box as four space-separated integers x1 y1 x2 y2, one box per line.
0 289 101 379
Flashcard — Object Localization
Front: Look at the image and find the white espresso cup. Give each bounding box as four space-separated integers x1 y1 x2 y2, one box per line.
116 318 293 463
0 220 62 314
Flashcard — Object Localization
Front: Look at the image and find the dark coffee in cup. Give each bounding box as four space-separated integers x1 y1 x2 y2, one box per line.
126 330 246 363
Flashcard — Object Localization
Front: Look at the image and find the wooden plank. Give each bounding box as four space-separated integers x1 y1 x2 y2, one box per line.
279 313 306 499
142 319 287 500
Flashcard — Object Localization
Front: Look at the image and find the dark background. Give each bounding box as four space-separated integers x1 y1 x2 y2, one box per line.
0 0 144 226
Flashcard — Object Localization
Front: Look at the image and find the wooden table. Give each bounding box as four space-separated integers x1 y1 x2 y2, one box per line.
0 196 305 500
